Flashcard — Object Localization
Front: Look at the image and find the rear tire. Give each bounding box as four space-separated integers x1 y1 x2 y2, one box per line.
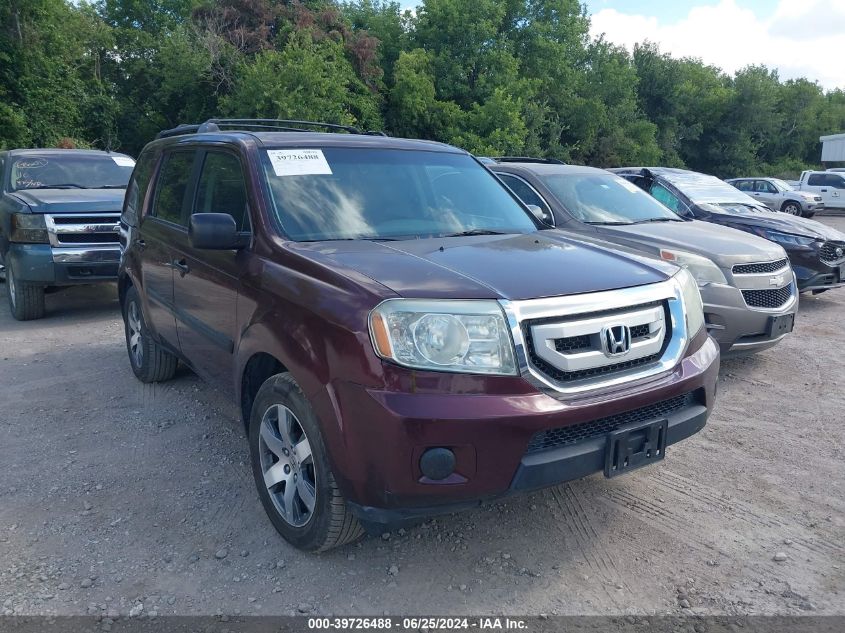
122 285 178 383
782 201 802 216
6 261 45 321
249 372 364 552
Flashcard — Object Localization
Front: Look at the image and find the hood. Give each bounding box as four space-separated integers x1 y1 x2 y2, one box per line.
704 206 845 242
295 232 670 301
597 220 786 267
11 188 126 214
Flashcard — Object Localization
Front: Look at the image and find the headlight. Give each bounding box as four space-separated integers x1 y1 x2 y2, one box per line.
369 299 517 375
675 268 705 336
763 230 816 247
660 249 727 285
10 213 49 243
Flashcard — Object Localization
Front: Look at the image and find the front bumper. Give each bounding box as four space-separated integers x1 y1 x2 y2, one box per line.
699 282 797 355
6 243 120 285
790 247 845 292
317 333 719 529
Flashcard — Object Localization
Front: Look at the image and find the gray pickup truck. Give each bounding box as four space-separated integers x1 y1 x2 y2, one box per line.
0 149 135 320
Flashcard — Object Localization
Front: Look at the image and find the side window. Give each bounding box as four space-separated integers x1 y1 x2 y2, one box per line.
152 151 196 226
828 174 845 189
735 180 753 191
807 174 824 186
194 152 250 232
650 183 684 213
765 181 778 193
123 148 158 225
498 174 550 212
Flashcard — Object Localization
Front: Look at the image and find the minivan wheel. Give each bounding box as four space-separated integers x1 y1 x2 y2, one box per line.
6 261 45 321
782 202 801 216
249 373 364 552
122 285 178 383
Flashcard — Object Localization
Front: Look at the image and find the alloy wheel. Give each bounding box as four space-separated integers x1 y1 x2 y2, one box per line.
784 203 801 216
127 301 144 367
258 404 316 528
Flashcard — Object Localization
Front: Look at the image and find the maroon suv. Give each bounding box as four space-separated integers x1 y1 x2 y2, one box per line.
118 119 720 551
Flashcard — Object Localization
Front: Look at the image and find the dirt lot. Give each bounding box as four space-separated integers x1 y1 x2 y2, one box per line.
1 218 843 619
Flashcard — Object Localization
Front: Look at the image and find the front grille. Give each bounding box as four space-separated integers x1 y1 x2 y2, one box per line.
524 301 669 384
629 323 651 338
732 259 789 275
56 232 118 244
742 286 793 309
819 242 845 264
526 392 697 454
46 213 120 247
555 335 591 353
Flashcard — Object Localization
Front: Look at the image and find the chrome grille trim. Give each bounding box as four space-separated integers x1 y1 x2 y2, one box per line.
500 277 690 398
530 304 666 374
44 213 121 248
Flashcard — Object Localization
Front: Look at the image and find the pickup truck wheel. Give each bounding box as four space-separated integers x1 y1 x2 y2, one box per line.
6 261 45 321
782 201 802 216
122 286 177 383
250 373 364 552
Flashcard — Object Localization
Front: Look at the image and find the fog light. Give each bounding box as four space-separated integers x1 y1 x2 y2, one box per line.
419 448 455 481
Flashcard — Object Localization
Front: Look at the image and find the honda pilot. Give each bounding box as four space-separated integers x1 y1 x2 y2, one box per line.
119 120 719 551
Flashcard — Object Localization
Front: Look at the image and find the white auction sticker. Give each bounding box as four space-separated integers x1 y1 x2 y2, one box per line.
112 156 136 167
267 149 333 177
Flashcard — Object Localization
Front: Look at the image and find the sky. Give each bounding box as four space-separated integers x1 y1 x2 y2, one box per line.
586 0 845 90
400 1 845 91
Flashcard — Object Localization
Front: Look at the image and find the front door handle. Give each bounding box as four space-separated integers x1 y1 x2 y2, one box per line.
172 259 190 276
166 259 190 276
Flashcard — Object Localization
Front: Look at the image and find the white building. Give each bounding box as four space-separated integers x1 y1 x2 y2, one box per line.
820 132 845 164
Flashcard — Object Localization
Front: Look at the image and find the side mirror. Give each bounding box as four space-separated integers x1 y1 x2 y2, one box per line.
189 213 245 250
526 204 554 226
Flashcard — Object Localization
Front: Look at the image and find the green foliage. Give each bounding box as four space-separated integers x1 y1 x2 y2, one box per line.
222 31 382 129
0 0 843 179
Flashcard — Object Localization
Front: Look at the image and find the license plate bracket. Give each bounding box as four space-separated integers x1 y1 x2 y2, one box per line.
767 313 795 338
604 418 668 478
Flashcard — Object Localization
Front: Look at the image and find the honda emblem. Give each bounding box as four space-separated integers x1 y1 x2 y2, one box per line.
601 324 631 357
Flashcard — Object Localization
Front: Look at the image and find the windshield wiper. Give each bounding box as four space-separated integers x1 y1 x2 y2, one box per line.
583 221 634 226
632 217 681 224
441 229 509 237
96 185 127 189
300 236 400 242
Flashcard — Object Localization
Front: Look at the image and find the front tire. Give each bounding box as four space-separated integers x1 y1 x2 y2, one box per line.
6 261 45 321
782 201 802 216
122 285 178 383
249 373 364 552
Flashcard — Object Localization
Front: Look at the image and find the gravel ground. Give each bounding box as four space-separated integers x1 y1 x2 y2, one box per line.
0 218 843 618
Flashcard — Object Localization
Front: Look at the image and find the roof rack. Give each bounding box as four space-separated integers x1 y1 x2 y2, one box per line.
494 156 567 165
156 118 387 139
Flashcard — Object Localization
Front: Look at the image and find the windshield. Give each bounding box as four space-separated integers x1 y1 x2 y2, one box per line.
9 153 134 191
771 178 793 192
261 148 538 241
540 173 681 224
